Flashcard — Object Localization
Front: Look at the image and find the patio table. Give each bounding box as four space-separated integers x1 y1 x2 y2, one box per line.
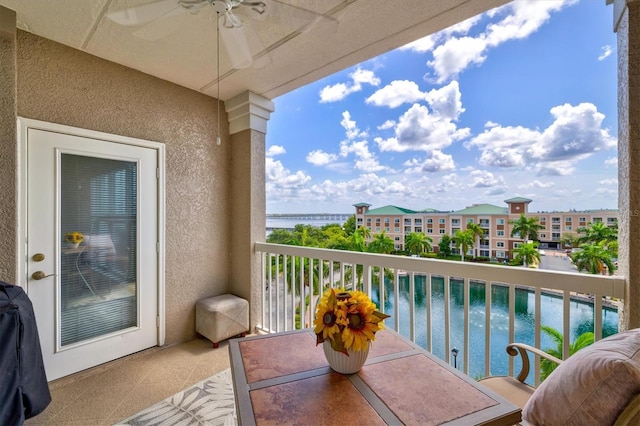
229 328 521 425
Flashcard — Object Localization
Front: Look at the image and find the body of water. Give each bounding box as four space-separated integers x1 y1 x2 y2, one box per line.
371 275 618 381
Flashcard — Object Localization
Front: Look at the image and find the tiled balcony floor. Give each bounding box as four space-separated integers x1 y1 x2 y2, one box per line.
25 337 232 425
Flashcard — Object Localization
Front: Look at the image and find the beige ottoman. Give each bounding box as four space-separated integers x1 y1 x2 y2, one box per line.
196 294 249 348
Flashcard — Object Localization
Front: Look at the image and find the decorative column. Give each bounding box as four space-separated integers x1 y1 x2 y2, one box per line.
614 0 640 330
0 6 17 283
225 91 274 331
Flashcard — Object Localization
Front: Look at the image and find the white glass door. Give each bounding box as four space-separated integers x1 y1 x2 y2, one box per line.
25 123 159 381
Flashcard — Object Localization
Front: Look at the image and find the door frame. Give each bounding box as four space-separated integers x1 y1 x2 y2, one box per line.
16 117 166 347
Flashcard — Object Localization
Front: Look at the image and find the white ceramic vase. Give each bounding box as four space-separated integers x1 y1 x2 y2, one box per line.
322 340 370 374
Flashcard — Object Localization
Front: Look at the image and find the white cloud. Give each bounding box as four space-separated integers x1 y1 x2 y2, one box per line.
341 111 368 140
266 145 286 157
605 156 618 167
470 170 504 188
374 81 469 152
427 0 577 83
319 68 381 103
377 120 396 130
318 83 351 103
535 160 576 176
466 102 616 175
337 111 388 173
340 140 387 172
425 80 465 120
400 15 481 53
366 80 425 108
598 45 613 61
519 180 555 189
599 178 618 185
265 157 312 189
306 150 338 166
403 150 456 173
400 35 436 53
428 36 489 83
377 107 470 153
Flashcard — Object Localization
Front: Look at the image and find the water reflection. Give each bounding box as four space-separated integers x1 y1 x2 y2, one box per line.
372 274 618 380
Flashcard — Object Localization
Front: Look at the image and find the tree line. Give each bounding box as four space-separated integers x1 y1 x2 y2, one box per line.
266 213 618 275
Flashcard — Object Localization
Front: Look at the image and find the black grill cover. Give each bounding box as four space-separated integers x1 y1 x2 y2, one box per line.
0 282 51 425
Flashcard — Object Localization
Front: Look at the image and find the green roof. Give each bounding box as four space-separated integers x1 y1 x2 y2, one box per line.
452 204 508 215
353 202 372 207
418 208 442 213
504 197 532 204
365 205 417 215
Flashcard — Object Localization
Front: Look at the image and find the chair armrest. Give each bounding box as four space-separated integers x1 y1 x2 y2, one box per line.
507 343 563 383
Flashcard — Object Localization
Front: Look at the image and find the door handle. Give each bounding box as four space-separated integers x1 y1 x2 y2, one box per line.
32 271 55 280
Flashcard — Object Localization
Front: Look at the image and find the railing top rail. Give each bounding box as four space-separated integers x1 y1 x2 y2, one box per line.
255 242 625 298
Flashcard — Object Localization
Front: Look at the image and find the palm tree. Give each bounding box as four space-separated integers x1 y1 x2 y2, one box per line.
509 213 544 242
466 222 485 259
577 221 618 252
570 242 616 275
513 241 541 268
540 325 594 381
453 229 474 262
404 232 433 256
368 230 395 254
344 226 371 290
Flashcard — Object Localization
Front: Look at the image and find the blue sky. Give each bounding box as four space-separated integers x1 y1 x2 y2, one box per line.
265 0 617 214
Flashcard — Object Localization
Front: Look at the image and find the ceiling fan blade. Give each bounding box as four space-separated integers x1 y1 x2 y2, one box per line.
219 15 270 69
106 0 181 26
219 23 253 69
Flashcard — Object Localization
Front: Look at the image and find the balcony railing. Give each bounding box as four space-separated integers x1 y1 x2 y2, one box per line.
255 242 625 385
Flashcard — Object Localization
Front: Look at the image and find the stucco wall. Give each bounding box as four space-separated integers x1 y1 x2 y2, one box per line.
617 1 640 330
16 30 231 344
0 7 16 283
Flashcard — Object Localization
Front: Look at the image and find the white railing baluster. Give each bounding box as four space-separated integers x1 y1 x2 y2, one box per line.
282 254 287 332
508 283 515 378
426 273 432 353
563 290 571 360
534 288 542 387
364 264 372 297
595 295 603 341
394 269 400 333
261 252 267 329
275 254 280 331
463 277 470 375
485 282 492 377
268 253 273 332
379 267 386 315
444 275 451 364
409 271 416 342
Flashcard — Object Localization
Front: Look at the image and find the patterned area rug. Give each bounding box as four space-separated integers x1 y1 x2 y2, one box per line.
116 369 236 426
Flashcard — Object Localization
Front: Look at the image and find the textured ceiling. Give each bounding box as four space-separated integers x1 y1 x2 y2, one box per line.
0 0 510 101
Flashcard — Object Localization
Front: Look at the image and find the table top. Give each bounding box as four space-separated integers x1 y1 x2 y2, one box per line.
229 328 521 426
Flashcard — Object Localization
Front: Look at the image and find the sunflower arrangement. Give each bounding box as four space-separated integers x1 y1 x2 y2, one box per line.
314 288 390 355
64 231 84 244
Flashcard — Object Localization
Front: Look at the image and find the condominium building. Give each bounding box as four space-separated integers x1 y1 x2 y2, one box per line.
354 197 617 260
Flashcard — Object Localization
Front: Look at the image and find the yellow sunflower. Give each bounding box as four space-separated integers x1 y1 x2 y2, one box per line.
314 288 390 354
313 288 341 342
340 297 385 352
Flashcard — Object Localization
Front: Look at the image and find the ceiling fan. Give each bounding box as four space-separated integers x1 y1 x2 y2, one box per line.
106 0 336 69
